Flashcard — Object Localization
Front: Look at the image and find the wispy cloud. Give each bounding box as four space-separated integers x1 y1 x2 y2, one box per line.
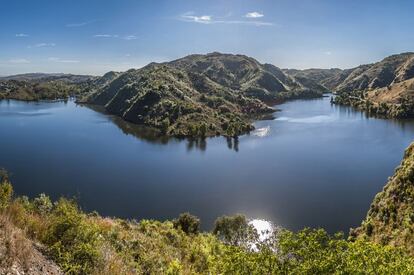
28 43 56 48
324 51 332 55
15 33 29 37
245 12 264 18
93 34 137 40
48 57 80 63
66 20 95 27
123 35 137 40
9 58 30 64
93 34 119 38
179 12 273 26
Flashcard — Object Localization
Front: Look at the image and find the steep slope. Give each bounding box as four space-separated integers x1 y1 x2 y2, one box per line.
83 52 326 137
334 53 414 93
352 142 414 255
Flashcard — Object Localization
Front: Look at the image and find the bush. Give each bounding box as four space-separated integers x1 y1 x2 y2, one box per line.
0 180 13 210
33 193 53 215
43 198 102 275
173 212 200 235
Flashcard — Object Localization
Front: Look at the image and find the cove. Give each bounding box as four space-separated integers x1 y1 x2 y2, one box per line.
0 96 413 233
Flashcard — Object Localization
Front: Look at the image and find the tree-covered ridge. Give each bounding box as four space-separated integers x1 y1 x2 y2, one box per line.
352 142 414 255
82 52 326 138
1 174 414 274
0 74 96 101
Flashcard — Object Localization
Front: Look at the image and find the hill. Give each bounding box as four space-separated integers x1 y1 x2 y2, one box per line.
284 53 414 118
82 52 327 137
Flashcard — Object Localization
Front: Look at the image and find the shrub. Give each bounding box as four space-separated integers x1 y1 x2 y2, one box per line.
43 198 102 275
33 193 53 215
0 180 13 210
173 212 200 235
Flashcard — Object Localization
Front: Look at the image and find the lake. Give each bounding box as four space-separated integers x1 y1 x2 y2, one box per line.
0 96 413 233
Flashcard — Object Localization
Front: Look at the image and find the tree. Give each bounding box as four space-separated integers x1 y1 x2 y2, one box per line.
213 214 258 246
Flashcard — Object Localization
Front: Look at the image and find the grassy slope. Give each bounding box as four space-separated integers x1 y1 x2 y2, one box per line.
353 142 414 255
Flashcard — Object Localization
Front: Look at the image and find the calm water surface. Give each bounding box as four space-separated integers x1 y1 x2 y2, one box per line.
0 96 413 233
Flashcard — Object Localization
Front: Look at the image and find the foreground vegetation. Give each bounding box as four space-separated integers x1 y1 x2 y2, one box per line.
1 171 414 274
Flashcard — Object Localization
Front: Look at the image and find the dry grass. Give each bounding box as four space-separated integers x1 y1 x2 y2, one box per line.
367 78 414 104
0 211 34 272
0 209 62 274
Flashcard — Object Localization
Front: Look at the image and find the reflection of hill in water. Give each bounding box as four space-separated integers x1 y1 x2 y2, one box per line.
83 104 240 152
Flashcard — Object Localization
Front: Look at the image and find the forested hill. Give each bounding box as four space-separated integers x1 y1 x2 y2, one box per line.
82 52 327 138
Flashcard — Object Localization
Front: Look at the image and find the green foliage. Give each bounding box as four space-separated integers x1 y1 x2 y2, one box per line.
173 212 200 235
212 228 414 274
42 198 101 275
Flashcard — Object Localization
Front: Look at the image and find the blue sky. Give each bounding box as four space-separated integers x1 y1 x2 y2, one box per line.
1 0 414 75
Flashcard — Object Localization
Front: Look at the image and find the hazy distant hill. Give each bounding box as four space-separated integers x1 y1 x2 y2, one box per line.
83 52 327 137
283 68 342 90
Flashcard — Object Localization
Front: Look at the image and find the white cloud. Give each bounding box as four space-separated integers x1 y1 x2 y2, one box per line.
66 20 95 27
180 13 273 26
9 58 30 64
123 35 137 40
28 43 56 48
324 51 332 55
245 12 264 18
15 33 29 37
48 57 80 63
93 34 119 38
